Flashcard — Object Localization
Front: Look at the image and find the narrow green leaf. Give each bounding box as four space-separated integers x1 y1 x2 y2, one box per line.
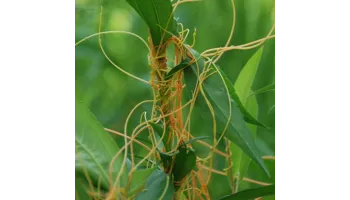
245 159 275 188
165 59 192 80
136 170 175 200
149 122 182 171
179 136 212 148
231 91 259 189
149 122 170 152
250 83 275 97
127 167 156 197
126 0 177 47
228 45 272 190
234 47 264 105
172 147 197 183
268 105 275 115
218 67 267 128
183 47 269 177
217 184 275 200
207 139 233 199
130 154 159 169
75 100 127 190
232 47 266 128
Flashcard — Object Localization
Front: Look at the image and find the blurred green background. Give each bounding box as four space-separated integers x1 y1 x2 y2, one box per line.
75 0 274 192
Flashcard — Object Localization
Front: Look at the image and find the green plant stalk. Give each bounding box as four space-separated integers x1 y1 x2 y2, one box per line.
149 36 172 125
150 36 195 197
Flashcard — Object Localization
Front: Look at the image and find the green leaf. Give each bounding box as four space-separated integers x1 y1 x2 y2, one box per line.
229 47 267 186
182 60 232 198
75 176 92 200
75 100 127 190
158 151 175 170
250 83 275 97
149 122 170 152
232 47 266 128
217 184 275 200
230 91 259 189
183 47 269 177
165 58 192 80
131 154 160 169
234 47 264 105
127 167 157 197
135 170 175 200
218 67 266 128
181 47 268 199
179 136 212 148
179 193 188 200
251 39 275 158
172 147 197 183
150 122 187 172
207 139 233 199
240 159 275 191
126 0 177 47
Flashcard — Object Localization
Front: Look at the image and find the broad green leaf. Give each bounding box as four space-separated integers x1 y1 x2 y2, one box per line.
262 194 277 200
127 167 156 197
181 52 232 198
183 47 269 177
179 193 187 200
75 176 92 200
135 170 175 200
172 147 196 183
217 184 274 200
75 100 127 190
234 47 264 105
126 0 177 47
218 67 266 128
158 151 174 170
165 58 192 80
157 137 206 178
